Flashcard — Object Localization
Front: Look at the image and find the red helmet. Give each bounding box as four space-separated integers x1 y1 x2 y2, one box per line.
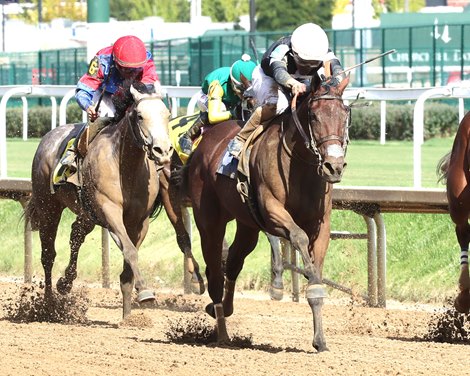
112 35 147 68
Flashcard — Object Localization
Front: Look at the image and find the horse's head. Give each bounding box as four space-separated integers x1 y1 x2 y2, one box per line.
128 84 172 166
234 73 256 121
296 74 351 183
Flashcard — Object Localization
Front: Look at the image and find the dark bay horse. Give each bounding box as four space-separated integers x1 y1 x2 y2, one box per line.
437 111 470 314
26 83 172 318
181 75 350 352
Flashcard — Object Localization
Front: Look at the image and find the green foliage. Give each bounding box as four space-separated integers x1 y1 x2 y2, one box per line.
109 0 190 22
202 0 249 23
349 101 459 141
256 0 334 31
5 103 83 138
16 0 86 23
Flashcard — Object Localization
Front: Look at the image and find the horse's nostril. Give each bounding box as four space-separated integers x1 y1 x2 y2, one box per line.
153 146 163 155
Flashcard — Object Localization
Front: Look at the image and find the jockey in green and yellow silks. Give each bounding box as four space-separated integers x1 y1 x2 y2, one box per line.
178 54 257 155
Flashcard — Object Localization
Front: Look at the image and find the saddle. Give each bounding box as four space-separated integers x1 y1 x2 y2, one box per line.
51 118 112 191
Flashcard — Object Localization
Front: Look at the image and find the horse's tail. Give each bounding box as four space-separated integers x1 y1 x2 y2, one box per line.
23 198 40 231
149 192 164 220
436 151 451 184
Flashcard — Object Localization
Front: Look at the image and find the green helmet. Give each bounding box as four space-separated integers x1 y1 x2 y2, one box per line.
230 54 257 90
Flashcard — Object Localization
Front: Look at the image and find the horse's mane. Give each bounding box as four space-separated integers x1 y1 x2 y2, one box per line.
112 80 156 122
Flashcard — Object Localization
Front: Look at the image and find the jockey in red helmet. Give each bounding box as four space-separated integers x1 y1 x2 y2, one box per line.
75 35 159 121
55 36 160 183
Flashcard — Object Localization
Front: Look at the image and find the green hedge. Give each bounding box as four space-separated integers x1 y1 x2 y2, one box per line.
6 103 83 138
349 100 460 141
5 100 461 140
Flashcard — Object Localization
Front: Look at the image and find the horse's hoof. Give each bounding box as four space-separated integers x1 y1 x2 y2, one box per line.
137 290 155 303
314 343 330 352
454 292 470 314
191 279 205 295
205 303 216 318
56 277 72 295
269 286 284 301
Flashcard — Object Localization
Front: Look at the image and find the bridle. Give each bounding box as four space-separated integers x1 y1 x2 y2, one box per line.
126 95 165 166
287 90 350 165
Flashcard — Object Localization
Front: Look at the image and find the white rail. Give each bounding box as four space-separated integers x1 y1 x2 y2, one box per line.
1 84 470 186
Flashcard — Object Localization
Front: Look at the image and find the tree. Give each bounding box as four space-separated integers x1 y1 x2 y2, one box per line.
15 0 86 23
201 0 248 22
256 0 334 32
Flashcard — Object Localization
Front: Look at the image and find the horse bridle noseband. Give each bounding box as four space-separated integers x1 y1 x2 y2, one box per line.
290 91 350 164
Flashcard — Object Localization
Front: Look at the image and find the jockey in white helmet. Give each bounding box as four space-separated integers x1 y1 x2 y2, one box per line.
228 23 344 159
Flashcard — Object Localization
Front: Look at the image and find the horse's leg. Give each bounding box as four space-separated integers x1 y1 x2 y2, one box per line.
57 216 95 294
453 220 470 313
160 172 204 294
262 196 329 352
196 218 229 343
105 209 154 318
222 222 259 317
265 232 284 301
37 205 64 300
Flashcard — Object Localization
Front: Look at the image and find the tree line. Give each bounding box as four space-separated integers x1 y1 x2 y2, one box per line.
13 0 425 31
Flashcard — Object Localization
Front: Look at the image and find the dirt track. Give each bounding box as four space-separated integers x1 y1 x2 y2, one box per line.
0 278 469 376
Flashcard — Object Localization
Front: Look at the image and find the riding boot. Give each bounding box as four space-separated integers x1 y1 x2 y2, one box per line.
228 104 277 159
179 112 208 155
60 123 88 173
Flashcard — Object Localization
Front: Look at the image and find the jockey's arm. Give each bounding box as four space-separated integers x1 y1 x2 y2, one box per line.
207 80 231 124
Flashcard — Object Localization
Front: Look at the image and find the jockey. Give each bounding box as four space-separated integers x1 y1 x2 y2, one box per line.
179 53 257 155
227 23 345 158
58 35 160 175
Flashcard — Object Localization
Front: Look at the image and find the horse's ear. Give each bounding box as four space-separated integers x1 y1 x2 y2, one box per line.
239 73 251 89
130 84 144 102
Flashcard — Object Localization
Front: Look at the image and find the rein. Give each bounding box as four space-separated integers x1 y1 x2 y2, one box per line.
289 91 347 164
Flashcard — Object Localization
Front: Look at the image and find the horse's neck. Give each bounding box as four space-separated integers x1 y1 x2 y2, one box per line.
283 96 314 160
116 114 146 167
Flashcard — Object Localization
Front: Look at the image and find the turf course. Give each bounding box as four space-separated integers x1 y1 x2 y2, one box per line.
0 136 460 303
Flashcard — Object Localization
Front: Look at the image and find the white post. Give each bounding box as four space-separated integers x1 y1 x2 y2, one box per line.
21 97 28 141
380 100 386 144
50 96 57 130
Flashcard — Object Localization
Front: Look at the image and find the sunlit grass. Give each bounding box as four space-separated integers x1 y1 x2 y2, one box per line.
0 136 459 303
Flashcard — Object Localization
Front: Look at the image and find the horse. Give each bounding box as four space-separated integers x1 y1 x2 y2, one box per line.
437 111 470 314
180 74 351 352
25 82 172 318
161 77 288 298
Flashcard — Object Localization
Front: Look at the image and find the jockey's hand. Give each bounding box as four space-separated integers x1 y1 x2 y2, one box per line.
86 105 98 122
287 78 307 96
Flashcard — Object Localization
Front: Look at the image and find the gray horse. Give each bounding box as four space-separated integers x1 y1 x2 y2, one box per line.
26 83 172 318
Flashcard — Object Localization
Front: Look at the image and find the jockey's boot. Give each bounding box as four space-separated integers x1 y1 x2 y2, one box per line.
179 112 208 155
59 123 88 173
228 104 276 159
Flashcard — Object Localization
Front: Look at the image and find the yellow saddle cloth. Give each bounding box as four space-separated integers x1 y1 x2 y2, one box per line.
169 113 203 164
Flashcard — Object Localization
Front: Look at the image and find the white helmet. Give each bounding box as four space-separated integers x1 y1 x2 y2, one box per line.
291 23 329 61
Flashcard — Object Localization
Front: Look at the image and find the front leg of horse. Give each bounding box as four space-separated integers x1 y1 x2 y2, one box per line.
454 223 470 313
110 233 155 318
290 227 329 352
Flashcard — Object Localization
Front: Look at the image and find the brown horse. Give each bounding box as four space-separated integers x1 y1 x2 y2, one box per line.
25 83 172 318
437 111 470 314
180 74 350 352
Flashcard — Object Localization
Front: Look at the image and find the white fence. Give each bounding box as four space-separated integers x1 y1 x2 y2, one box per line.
1 84 470 186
